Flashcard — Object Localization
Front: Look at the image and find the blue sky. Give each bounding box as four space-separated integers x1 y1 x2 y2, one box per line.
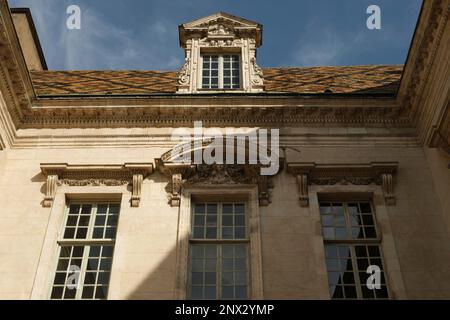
9 0 422 70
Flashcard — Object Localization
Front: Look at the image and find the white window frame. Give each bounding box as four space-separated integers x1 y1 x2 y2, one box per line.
187 202 250 299
319 200 390 299
174 186 264 300
199 54 242 90
49 201 119 300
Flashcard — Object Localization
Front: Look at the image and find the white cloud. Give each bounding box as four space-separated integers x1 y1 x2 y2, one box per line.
292 28 345 66
8 0 183 70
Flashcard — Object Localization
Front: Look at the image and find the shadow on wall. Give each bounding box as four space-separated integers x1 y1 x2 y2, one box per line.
123 171 181 300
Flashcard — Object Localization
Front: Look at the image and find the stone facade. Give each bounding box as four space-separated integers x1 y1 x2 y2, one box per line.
0 0 449 300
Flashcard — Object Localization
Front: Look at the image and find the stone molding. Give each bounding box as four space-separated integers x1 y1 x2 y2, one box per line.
156 159 276 207
287 162 398 206
399 0 449 117
40 163 153 207
397 0 450 146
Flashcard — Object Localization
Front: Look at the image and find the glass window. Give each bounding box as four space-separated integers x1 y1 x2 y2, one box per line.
201 55 241 89
320 201 389 299
50 203 120 300
188 202 249 299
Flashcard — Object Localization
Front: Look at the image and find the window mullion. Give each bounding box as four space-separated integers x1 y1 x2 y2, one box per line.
217 244 221 300
350 245 364 299
87 203 97 240
344 203 352 240
75 244 89 299
219 55 224 89
217 203 222 299
218 202 222 239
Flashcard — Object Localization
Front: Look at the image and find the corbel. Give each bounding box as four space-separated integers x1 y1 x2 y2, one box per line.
257 175 271 206
381 173 395 205
43 174 58 207
372 162 398 205
296 174 309 207
287 163 314 207
155 159 196 207
124 163 154 207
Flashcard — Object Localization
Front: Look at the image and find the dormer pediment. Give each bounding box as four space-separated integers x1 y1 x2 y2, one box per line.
179 12 262 47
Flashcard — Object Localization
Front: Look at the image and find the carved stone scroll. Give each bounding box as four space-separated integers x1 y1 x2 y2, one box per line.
43 175 58 207
381 173 396 205
297 174 309 207
131 173 143 207
156 159 196 207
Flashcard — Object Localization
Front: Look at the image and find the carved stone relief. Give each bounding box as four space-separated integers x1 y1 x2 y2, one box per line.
287 162 398 207
40 163 153 207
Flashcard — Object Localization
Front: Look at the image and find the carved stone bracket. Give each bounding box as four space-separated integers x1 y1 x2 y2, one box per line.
40 163 153 207
43 175 58 207
155 159 196 207
287 162 398 206
296 173 309 207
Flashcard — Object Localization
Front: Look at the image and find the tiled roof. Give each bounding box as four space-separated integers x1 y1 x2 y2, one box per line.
30 65 403 96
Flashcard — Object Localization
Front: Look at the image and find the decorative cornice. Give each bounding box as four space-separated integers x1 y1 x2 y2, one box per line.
18 104 410 128
40 163 153 207
0 0 36 128
287 162 398 206
399 0 450 122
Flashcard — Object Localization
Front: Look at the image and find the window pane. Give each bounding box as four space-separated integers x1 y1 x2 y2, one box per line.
222 204 233 214
52 222 116 302
95 215 106 226
192 272 203 285
69 204 80 214
81 286 94 299
97 204 108 214
234 204 245 214
63 228 75 239
222 215 233 226
206 227 217 238
194 215 205 226
234 227 246 239
205 246 217 258
222 286 233 299
235 286 247 299
204 287 216 299
50 286 64 299
190 286 203 299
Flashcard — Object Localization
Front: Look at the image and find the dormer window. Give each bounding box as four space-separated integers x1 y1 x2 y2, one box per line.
177 12 264 94
201 54 241 90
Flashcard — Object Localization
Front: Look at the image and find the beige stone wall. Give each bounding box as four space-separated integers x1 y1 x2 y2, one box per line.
0 131 448 299
424 148 450 245
11 12 45 71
